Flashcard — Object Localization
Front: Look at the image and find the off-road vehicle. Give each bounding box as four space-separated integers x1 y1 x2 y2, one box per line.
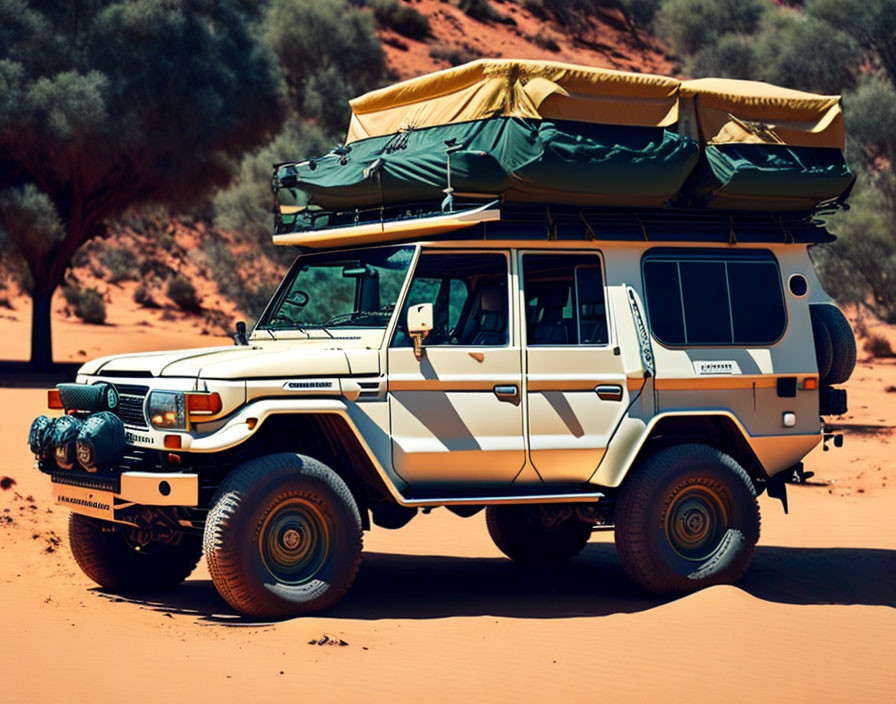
27 61 855 618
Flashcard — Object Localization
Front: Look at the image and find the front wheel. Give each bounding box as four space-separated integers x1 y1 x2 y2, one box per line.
68 513 202 591
204 453 362 619
614 444 760 595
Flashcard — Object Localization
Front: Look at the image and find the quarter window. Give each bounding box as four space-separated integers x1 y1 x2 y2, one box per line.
643 252 786 346
523 253 609 345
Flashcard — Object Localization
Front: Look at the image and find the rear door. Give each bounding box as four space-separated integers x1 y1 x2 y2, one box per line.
522 251 631 484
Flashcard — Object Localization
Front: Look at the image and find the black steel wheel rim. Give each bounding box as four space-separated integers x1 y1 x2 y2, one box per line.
259 499 332 585
663 485 729 561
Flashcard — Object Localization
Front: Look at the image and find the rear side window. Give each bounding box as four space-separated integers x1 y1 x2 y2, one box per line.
643 252 786 346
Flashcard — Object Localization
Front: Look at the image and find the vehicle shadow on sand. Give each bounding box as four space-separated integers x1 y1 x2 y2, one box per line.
97 543 896 624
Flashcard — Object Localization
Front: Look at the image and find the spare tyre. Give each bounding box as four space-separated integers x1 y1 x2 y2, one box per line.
809 306 833 382
811 304 856 385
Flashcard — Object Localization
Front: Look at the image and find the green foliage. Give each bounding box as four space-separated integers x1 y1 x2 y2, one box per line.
842 77 896 169
63 285 106 325
806 0 896 85
368 0 431 39
264 0 387 129
453 0 506 24
0 183 63 288
687 33 758 81
655 0 764 56
203 234 282 322
98 246 138 283
814 175 896 322
166 275 202 314
214 120 330 263
0 0 284 365
618 0 662 28
430 42 481 67
751 10 859 94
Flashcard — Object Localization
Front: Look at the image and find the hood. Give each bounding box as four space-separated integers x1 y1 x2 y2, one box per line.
79 341 381 379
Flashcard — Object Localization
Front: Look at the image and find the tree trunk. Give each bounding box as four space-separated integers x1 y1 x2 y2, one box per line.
29 286 55 370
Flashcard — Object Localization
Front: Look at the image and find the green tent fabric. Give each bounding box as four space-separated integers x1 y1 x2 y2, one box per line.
274 117 700 212
685 143 853 210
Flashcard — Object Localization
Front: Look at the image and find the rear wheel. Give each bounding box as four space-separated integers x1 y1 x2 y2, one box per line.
68 513 202 591
204 453 362 619
614 444 760 595
486 504 592 566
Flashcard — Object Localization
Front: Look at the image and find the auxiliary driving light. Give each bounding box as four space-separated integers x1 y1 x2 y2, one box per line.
76 412 126 473
28 415 54 461
51 415 84 470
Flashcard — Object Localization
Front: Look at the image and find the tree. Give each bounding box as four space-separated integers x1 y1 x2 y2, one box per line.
0 0 284 368
212 0 389 310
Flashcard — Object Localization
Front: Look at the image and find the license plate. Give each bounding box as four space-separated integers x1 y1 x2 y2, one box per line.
52 483 115 521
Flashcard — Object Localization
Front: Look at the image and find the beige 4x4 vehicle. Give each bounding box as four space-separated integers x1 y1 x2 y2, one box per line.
28 205 854 618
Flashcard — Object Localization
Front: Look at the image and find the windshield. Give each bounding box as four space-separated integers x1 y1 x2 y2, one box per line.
259 245 415 330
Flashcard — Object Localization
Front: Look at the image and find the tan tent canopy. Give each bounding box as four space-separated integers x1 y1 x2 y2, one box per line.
680 78 844 148
346 59 681 142
346 60 845 151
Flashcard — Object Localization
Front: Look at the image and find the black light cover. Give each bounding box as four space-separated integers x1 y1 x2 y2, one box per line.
28 415 55 461
56 382 120 412
76 412 126 473
51 416 84 470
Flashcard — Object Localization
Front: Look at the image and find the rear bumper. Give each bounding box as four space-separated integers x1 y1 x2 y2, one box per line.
51 471 198 523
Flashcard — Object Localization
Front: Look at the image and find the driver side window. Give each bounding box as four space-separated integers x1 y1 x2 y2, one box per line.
393 252 509 347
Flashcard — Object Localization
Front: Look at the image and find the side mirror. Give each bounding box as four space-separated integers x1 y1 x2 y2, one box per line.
407 303 433 361
233 320 249 346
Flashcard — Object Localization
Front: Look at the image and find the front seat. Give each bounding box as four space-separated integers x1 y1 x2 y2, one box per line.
458 282 507 345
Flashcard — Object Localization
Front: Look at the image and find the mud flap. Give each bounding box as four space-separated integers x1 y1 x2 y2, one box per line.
766 472 789 514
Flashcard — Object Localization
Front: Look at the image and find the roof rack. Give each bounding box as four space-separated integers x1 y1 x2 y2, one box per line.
273 199 835 249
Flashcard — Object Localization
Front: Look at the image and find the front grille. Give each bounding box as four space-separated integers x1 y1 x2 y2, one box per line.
51 471 120 494
113 384 149 429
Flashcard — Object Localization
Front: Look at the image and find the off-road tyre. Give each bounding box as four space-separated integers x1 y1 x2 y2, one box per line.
68 513 202 591
809 305 834 383
614 444 760 595
811 304 856 385
486 504 592 567
204 453 362 619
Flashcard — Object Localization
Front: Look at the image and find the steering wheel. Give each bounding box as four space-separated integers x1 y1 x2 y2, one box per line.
283 290 309 308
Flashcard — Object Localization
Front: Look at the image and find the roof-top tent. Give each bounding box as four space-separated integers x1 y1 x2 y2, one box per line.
271 59 851 248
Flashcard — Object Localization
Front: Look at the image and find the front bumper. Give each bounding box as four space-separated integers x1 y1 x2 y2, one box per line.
51 470 198 524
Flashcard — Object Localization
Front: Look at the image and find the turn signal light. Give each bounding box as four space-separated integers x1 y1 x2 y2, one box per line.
186 392 222 416
47 389 63 410
802 377 818 391
164 434 182 450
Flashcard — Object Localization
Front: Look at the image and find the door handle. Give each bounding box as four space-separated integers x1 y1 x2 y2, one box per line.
595 384 623 401
493 385 520 404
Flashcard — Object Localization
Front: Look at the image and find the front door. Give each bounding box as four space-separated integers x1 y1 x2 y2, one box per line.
388 250 525 488
522 251 630 484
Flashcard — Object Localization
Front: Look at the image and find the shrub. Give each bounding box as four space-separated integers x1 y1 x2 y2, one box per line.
368 0 431 39
64 285 106 325
454 0 507 24
166 275 202 313
98 246 138 283
133 282 160 309
864 333 895 358
529 33 561 52
429 42 481 67
654 0 765 56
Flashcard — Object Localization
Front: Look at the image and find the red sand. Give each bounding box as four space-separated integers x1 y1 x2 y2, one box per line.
0 317 894 702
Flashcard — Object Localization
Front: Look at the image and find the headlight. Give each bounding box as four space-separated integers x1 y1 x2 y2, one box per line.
148 391 187 430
